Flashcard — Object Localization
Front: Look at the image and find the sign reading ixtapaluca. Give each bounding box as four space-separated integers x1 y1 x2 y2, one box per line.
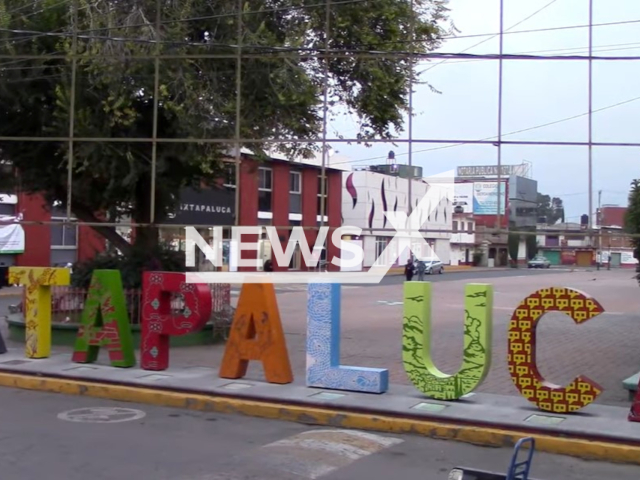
185 171 455 284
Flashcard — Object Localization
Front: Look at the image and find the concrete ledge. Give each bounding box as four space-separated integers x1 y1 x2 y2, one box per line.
0 353 638 465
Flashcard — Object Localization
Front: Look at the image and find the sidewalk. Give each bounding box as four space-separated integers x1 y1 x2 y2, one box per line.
0 351 638 465
0 266 497 298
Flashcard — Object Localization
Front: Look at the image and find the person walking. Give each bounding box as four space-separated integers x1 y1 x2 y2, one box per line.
404 258 414 281
416 259 427 281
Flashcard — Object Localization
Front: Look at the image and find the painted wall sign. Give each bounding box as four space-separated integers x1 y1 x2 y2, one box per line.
7 271 638 422
508 287 604 413
307 283 388 393
403 282 492 400
220 283 293 384
71 270 136 368
165 187 235 225
8 267 70 358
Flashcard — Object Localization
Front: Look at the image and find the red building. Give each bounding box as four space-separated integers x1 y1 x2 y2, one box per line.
0 193 104 268
1 153 343 272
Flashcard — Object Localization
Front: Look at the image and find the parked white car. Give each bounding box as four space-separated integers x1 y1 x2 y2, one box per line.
415 257 444 274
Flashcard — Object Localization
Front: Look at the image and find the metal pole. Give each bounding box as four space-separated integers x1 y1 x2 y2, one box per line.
234 0 243 228
320 0 331 232
66 0 79 220
496 0 504 230
588 0 594 237
408 0 415 217
150 0 161 223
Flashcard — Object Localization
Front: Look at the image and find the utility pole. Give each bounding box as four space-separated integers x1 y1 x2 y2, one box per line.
597 190 602 269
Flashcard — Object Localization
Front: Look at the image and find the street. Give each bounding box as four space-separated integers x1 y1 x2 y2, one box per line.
0 387 638 479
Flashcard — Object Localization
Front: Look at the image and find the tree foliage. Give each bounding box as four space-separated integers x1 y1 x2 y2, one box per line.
537 193 564 225
0 0 451 256
624 179 640 283
507 232 519 266
525 231 538 260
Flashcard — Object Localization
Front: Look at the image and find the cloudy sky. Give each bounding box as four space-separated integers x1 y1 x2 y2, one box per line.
329 0 640 222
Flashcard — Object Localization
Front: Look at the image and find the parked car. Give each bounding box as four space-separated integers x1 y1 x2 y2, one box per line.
415 257 444 274
528 255 551 269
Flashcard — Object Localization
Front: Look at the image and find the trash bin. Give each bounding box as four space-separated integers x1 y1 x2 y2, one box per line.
487 258 495 268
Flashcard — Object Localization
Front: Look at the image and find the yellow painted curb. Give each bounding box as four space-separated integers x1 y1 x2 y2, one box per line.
0 370 638 465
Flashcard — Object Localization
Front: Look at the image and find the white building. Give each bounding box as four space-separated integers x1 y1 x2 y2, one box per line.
341 170 452 269
450 213 475 265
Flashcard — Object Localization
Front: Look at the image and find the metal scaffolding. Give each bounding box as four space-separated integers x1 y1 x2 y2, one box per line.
0 0 638 243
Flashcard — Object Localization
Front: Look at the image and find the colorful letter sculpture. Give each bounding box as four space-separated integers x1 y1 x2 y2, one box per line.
141 272 212 371
71 270 135 368
8 267 70 358
629 380 640 423
508 287 604 413
219 283 293 384
306 283 389 393
403 282 493 401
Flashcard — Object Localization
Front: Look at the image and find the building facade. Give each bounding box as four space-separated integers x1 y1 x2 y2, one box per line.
342 169 452 269
157 154 343 272
2 153 342 272
595 205 636 268
0 193 105 268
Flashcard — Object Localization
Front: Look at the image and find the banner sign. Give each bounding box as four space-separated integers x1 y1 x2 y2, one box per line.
473 182 506 215
453 183 473 213
457 164 527 177
0 223 25 254
165 187 235 226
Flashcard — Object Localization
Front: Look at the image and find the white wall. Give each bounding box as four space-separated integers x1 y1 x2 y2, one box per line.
342 170 452 238
343 170 453 267
518 239 527 260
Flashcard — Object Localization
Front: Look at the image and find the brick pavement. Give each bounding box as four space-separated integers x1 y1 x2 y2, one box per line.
1 269 639 407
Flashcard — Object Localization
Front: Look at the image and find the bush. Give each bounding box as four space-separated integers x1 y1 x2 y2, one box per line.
71 242 187 290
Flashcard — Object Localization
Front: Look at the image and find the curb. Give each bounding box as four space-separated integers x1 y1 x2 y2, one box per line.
0 370 638 466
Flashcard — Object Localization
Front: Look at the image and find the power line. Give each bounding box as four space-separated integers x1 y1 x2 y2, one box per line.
422 0 559 73
3 25 640 62
340 95 640 166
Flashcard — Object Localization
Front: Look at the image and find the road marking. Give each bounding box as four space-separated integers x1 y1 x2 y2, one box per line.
377 300 403 306
57 407 146 423
256 429 404 479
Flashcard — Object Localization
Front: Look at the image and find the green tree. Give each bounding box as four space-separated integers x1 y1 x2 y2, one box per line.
537 193 564 225
0 0 451 256
525 231 538 260
624 179 640 282
507 231 520 267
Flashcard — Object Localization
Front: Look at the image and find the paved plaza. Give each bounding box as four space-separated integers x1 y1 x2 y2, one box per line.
1 268 639 407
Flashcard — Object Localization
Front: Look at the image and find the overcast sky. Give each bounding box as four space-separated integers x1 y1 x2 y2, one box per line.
330 0 640 222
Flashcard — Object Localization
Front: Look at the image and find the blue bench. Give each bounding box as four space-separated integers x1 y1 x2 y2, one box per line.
623 372 640 400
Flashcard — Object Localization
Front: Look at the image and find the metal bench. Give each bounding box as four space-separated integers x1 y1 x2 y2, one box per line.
623 372 640 401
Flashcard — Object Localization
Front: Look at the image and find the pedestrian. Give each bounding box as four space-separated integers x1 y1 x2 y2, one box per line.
405 257 414 281
416 259 426 281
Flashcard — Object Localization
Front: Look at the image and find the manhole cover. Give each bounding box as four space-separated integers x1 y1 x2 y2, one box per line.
58 407 146 423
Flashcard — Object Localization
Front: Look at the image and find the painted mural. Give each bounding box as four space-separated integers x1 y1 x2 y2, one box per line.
342 171 452 233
